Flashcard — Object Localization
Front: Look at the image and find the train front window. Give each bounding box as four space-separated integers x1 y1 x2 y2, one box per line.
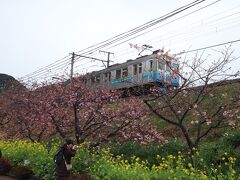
122 68 128 77
116 69 121 79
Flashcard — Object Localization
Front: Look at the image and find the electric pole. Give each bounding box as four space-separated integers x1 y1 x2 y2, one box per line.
69 52 114 81
99 50 114 68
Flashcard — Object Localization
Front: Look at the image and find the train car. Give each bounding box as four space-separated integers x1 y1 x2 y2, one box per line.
86 50 180 91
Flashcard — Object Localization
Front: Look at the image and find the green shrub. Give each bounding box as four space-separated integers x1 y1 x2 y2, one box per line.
109 139 187 167
0 140 56 179
70 172 93 180
222 130 240 148
159 138 187 156
199 130 240 166
0 139 239 179
72 147 96 173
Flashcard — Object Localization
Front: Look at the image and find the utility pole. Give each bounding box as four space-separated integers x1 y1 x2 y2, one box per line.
73 53 113 68
99 50 114 68
70 52 75 82
68 52 114 81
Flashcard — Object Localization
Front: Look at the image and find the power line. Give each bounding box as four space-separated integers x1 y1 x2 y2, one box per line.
75 0 206 55
107 8 240 62
106 4 240 56
21 0 213 81
21 61 72 81
178 39 240 54
105 0 221 50
141 11 240 46
20 55 71 80
75 0 209 57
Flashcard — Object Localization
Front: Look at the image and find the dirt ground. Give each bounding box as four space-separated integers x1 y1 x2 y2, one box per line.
0 176 15 180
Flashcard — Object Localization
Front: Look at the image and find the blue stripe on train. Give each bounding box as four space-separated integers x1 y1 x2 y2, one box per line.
111 77 133 85
142 71 164 81
110 72 179 87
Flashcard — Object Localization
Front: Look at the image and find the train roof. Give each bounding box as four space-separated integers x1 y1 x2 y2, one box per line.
91 52 178 75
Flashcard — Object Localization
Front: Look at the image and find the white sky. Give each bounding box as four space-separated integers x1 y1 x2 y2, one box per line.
0 0 239 82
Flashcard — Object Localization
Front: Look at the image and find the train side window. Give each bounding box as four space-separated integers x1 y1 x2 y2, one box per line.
122 68 128 77
158 61 165 70
91 76 95 83
108 72 111 81
116 69 121 79
133 64 137 75
96 75 100 83
149 60 153 71
104 73 108 82
166 62 171 71
139 63 142 74
173 63 179 72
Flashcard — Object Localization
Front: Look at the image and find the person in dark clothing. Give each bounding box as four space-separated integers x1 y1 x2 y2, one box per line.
55 139 77 180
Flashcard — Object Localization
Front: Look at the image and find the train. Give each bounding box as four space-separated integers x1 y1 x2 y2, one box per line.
85 50 180 92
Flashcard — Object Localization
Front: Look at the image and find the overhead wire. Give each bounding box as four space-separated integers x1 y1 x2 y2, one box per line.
140 11 240 46
108 6 240 62
74 0 206 55
177 39 240 54
20 55 71 80
21 0 218 81
105 0 221 50
108 5 240 57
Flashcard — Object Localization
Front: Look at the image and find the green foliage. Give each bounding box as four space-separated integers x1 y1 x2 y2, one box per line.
70 172 93 180
198 130 240 176
222 130 240 148
72 146 96 173
109 139 187 166
0 140 56 179
89 148 209 180
160 138 187 156
0 140 239 179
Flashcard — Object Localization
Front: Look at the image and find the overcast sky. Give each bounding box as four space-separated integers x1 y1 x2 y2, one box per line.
0 0 239 82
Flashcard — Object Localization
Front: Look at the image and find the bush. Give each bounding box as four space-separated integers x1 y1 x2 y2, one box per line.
0 140 56 179
0 157 12 175
109 139 187 167
70 172 93 180
222 130 240 148
199 130 240 166
10 165 34 180
159 138 187 156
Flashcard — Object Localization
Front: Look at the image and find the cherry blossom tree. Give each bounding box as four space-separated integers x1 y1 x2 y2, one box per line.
143 48 240 153
0 77 163 144
46 78 164 144
0 83 54 142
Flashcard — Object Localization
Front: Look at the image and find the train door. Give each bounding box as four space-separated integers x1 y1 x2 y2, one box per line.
133 64 138 84
133 63 142 84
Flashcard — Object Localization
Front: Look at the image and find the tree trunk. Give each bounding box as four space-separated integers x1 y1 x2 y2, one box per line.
73 104 81 144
